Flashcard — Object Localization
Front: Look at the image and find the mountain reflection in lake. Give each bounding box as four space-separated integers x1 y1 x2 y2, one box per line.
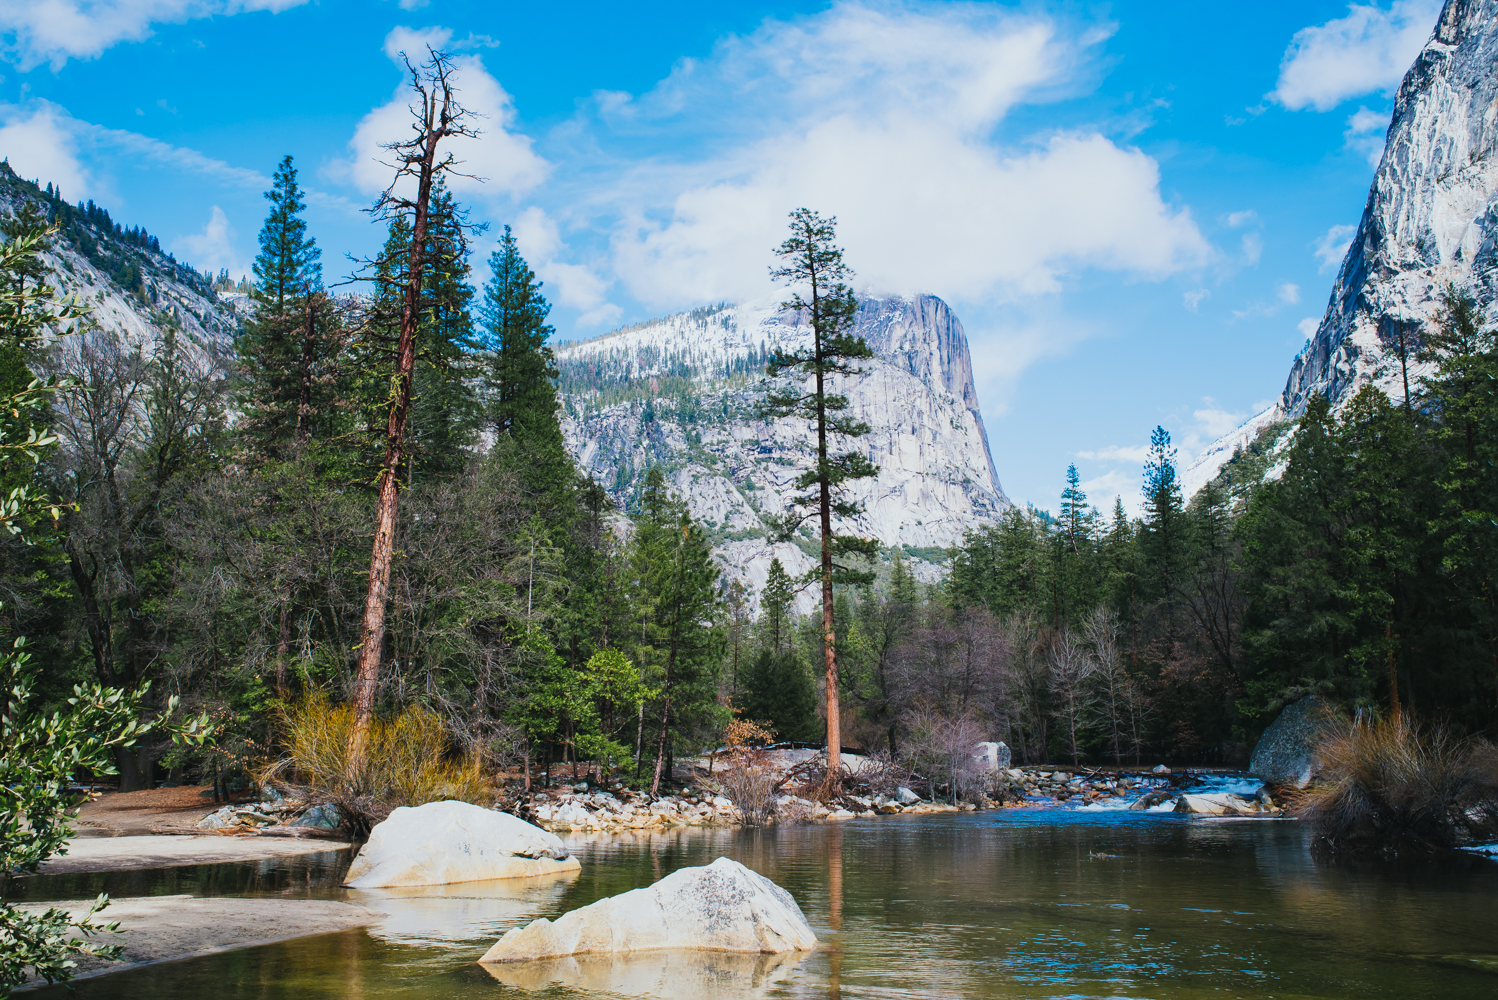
24 810 1498 999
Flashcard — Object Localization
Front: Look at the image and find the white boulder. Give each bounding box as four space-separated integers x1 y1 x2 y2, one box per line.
343 800 580 888
1174 793 1252 816
479 856 816 963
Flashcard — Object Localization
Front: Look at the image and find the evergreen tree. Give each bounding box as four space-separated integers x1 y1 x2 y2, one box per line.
1140 426 1187 612
757 208 878 783
236 156 342 462
630 467 725 794
404 180 481 482
739 648 819 741
479 226 568 489
759 557 795 653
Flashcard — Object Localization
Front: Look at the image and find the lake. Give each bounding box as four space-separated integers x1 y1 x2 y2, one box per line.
15 804 1498 999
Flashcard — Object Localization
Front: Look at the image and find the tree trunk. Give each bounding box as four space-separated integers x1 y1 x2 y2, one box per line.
350 113 444 762
813 281 841 791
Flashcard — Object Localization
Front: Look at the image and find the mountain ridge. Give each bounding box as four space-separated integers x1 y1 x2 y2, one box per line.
1184 0 1498 496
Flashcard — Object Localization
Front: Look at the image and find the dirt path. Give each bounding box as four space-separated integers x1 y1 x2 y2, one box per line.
72 785 237 837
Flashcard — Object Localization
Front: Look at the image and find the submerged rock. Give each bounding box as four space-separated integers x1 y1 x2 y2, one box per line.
344 800 580 888
479 856 817 963
1250 696 1332 788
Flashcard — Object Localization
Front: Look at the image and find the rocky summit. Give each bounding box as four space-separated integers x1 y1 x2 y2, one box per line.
556 294 1009 607
1183 0 1498 495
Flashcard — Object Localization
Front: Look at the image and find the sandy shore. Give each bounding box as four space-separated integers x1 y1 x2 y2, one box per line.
14 895 385 987
41 835 352 874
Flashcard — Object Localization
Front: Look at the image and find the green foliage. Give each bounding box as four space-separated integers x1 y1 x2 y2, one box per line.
738 648 819 742
757 208 880 580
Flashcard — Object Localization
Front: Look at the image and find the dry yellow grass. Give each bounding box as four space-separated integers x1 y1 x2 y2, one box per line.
259 697 490 834
1294 714 1498 855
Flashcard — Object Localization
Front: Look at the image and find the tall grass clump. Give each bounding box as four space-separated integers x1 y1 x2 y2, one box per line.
259 697 490 835
1295 714 1498 855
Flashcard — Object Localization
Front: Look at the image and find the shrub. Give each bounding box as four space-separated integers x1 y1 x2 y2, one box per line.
712 718 779 825
260 698 490 835
1295 714 1498 855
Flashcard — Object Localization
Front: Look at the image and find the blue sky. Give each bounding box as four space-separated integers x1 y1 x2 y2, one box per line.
0 1 1444 513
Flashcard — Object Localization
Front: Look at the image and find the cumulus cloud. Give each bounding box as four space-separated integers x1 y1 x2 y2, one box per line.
1314 223 1357 271
585 2 1210 308
1184 288 1209 311
1 0 310 71
173 205 247 277
1299 316 1321 339
508 206 619 327
1270 1 1441 112
0 102 98 201
1226 210 1257 228
1277 281 1300 304
334 26 548 204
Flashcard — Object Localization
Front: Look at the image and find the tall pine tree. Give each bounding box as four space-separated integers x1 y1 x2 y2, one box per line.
237 156 342 462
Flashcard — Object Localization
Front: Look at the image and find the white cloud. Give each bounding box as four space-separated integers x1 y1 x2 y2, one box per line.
508 206 619 327
1226 210 1257 228
173 205 247 277
1183 288 1209 311
593 4 1209 309
0 97 273 210
0 102 98 202
1298 316 1321 338
1277 281 1300 304
1241 232 1263 265
1270 1 1440 112
1344 105 1390 163
1 0 310 71
1076 444 1151 463
335 26 548 204
1314 223 1356 271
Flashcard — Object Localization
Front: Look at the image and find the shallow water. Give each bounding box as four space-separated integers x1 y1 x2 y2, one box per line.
12 807 1498 999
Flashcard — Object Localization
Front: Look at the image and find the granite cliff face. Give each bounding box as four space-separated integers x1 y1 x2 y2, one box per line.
556 294 1009 607
0 164 242 352
1185 0 1498 495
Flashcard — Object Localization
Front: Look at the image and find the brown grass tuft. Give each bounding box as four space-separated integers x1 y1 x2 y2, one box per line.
259 697 491 835
1294 714 1498 855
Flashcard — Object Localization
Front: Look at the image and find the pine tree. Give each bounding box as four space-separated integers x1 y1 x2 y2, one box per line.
757 208 878 784
404 179 481 482
479 226 568 486
236 155 342 462
630 467 725 794
759 557 795 653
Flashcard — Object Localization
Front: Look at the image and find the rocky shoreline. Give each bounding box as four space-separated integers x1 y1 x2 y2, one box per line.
511 766 1284 835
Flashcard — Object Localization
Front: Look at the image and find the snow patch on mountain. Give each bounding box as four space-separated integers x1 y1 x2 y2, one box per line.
556 294 1008 609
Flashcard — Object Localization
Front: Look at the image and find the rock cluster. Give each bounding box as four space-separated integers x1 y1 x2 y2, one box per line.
196 788 337 832
1007 769 1140 804
479 857 816 962
520 782 965 833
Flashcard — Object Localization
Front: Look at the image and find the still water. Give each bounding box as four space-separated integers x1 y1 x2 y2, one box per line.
16 807 1498 999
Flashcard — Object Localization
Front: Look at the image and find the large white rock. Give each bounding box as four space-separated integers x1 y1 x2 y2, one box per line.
343 800 580 888
479 856 816 963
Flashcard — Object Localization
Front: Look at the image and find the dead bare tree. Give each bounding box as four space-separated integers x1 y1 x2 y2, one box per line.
1048 626 1095 767
350 48 481 759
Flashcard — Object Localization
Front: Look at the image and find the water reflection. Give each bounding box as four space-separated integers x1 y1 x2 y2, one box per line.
347 868 579 945
479 949 808 997
20 812 1498 999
